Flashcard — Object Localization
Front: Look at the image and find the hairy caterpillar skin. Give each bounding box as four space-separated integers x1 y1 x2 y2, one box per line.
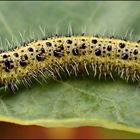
0 35 140 91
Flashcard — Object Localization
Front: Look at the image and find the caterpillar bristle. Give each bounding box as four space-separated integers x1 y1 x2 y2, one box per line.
82 33 85 36
20 42 28 47
94 34 99 38
109 36 114 39
123 38 127 41
41 37 48 40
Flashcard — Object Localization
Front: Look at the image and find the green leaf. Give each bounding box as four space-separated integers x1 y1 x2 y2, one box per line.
0 1 140 134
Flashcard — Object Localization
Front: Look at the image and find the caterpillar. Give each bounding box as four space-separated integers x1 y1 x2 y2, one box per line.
0 34 140 92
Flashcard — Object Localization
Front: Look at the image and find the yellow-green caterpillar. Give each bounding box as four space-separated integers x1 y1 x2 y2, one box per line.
0 35 140 91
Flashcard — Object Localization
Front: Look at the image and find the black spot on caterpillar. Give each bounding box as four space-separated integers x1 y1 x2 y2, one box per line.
0 35 140 92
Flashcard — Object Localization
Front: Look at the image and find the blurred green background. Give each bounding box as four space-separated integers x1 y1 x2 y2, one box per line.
0 1 140 139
